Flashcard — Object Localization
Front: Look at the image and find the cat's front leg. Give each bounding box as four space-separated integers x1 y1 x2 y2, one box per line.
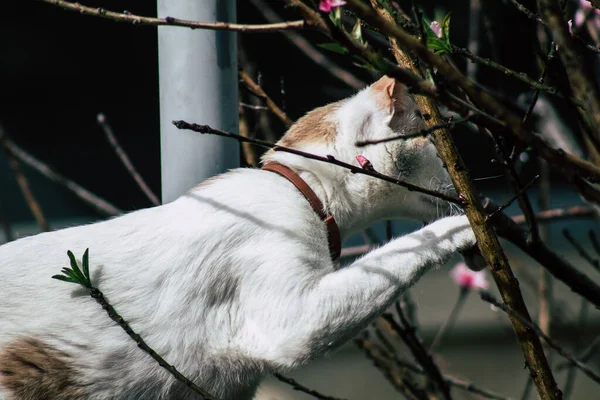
298 215 477 359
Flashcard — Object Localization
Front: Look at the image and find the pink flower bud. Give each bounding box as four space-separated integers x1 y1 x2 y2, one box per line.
319 0 347 13
430 21 443 39
356 154 374 170
450 262 488 290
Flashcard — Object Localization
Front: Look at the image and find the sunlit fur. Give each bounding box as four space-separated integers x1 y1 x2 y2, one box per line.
0 76 475 400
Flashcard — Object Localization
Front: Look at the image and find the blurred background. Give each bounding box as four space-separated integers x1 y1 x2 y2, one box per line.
1 0 599 399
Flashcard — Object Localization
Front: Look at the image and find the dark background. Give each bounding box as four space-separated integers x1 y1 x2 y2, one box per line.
0 0 561 224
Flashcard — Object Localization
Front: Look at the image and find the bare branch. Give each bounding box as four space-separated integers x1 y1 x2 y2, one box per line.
512 204 594 224
96 114 159 206
273 373 346 400
355 1 560 398
484 198 600 306
356 117 472 147
37 0 305 32
285 0 600 204
1 135 122 217
481 291 600 385
538 0 600 150
239 70 294 127
172 120 461 204
0 124 49 232
485 175 539 221
248 0 365 90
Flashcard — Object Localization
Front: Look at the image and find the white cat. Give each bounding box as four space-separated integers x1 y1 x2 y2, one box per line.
0 76 476 400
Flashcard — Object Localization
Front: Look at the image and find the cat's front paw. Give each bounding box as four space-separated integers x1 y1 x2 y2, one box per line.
461 245 487 271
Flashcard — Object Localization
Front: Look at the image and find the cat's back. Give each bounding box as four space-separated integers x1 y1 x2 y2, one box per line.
0 167 330 336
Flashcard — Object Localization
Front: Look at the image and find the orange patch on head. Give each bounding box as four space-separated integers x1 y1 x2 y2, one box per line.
0 337 83 400
277 102 341 149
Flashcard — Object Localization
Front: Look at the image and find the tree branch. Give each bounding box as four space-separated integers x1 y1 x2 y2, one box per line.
285 0 600 205
172 120 460 204
96 113 159 206
484 198 600 306
481 291 600 385
37 0 306 32
239 69 294 127
1 135 122 217
358 1 560 398
537 0 600 150
273 373 346 400
248 0 365 90
0 123 49 232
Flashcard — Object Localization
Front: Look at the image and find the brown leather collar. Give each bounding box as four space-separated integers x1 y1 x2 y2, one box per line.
262 163 341 264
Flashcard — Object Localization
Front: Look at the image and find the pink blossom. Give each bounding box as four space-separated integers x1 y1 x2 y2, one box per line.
319 0 346 13
572 0 600 30
450 262 488 290
356 154 374 170
430 21 442 38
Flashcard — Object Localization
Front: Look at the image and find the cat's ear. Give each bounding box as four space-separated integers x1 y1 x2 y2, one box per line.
370 75 408 115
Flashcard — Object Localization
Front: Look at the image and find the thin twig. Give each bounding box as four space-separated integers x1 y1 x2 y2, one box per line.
522 44 557 127
450 46 575 103
97 114 159 206
589 231 600 257
381 313 451 400
0 124 50 232
483 198 600 306
172 120 460 204
238 106 259 168
295 0 600 201
356 117 472 146
512 205 594 224
557 335 600 372
486 175 540 221
429 288 469 352
239 69 294 127
88 285 216 398
38 0 305 32
273 373 346 400
577 336 600 363
484 127 539 241
506 0 546 24
374 312 507 400
538 160 553 363
54 251 217 399
1 135 122 217
399 292 419 331
538 0 600 151
562 299 589 399
392 357 514 400
248 0 364 90
480 291 600 385
355 333 428 400
4 155 50 232
562 229 600 271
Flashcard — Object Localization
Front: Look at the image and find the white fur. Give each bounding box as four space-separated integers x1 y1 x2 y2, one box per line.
0 78 475 399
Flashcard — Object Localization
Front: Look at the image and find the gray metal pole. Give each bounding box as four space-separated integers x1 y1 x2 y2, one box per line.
158 0 239 204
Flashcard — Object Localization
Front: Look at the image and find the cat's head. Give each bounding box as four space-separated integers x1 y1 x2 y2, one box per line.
262 76 457 229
